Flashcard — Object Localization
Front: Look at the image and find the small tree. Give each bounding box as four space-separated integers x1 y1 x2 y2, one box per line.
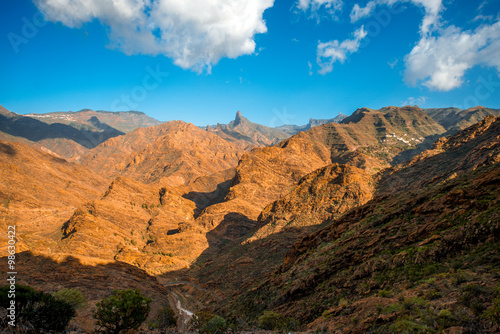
0 284 75 332
93 289 151 334
149 306 178 329
189 310 229 334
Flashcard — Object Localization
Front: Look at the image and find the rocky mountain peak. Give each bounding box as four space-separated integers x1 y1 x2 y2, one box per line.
233 110 247 127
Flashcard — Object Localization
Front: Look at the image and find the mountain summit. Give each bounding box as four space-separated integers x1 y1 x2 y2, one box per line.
233 110 245 126
206 111 290 148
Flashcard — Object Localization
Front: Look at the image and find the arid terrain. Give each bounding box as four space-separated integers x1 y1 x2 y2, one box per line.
1 105 499 333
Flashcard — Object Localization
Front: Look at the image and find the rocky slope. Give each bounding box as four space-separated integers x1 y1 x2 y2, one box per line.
227 105 443 204
57 176 208 273
80 120 242 186
0 139 106 220
54 121 246 275
0 140 108 276
193 162 377 297
225 116 500 333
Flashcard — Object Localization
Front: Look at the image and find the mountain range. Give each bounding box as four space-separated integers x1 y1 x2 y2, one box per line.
0 104 499 333
0 106 161 160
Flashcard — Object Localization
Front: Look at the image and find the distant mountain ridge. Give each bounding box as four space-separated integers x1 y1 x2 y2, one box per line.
204 111 349 145
4 105 498 162
0 106 161 159
276 113 348 135
25 109 162 133
423 106 500 133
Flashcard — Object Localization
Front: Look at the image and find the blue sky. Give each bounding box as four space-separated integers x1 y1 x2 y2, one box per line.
1 0 499 126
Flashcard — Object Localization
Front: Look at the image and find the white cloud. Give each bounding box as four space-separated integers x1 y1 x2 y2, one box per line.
348 0 500 92
413 0 442 35
317 25 367 74
350 1 376 22
34 0 274 73
404 21 500 91
296 0 343 21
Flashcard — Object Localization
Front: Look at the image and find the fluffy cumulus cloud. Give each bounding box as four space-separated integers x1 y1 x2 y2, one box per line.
317 25 367 74
297 0 343 21
405 21 500 91
347 0 500 91
34 0 274 72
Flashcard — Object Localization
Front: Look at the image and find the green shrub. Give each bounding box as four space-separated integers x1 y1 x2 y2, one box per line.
93 289 151 334
383 303 403 314
378 290 392 298
205 315 229 334
424 288 441 300
484 298 500 324
388 319 434 333
459 284 487 315
53 288 86 309
257 310 298 332
149 306 178 329
438 309 453 319
189 310 228 334
436 309 457 328
0 284 75 332
338 298 349 307
451 270 472 286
